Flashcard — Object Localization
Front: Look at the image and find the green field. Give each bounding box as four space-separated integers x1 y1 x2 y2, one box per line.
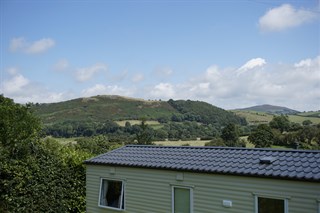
297 111 320 117
115 120 164 130
233 110 320 125
287 115 320 124
154 140 210 146
154 137 256 148
44 136 78 145
52 136 291 150
232 110 273 125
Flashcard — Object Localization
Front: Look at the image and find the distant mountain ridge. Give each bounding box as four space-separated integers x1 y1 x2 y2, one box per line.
236 104 300 115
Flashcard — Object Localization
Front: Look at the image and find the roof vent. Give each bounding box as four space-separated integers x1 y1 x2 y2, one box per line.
259 156 277 164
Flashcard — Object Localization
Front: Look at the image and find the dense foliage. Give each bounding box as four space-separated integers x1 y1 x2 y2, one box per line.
248 115 320 149
0 95 120 212
168 99 247 126
205 123 245 147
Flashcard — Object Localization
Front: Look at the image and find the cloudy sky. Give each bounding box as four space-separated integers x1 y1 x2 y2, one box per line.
1 0 319 111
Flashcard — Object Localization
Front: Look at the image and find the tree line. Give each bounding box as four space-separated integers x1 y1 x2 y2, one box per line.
43 119 221 141
206 115 320 149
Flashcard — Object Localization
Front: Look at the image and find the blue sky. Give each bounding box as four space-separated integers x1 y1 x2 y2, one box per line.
1 0 319 111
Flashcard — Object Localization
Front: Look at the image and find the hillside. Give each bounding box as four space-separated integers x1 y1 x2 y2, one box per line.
232 110 320 125
32 95 243 127
32 95 176 124
236 104 300 115
297 111 320 118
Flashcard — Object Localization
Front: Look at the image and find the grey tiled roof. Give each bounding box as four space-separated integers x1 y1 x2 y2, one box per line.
85 145 320 182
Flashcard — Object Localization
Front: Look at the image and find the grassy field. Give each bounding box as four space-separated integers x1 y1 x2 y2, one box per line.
232 110 273 125
46 136 78 145
233 110 320 125
297 111 320 117
155 137 256 148
115 120 164 130
115 120 160 126
154 140 210 146
51 136 291 150
287 115 320 124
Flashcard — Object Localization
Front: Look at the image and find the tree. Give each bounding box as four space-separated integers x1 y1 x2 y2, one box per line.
248 124 275 148
205 137 226 146
0 95 90 212
0 95 41 159
269 115 290 133
221 123 240 146
302 120 312 126
75 135 111 155
135 119 154 145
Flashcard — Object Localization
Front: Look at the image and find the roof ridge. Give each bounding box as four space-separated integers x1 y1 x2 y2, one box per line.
125 145 320 153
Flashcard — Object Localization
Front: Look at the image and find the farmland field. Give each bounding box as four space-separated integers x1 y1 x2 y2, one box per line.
288 115 320 124
154 140 210 146
232 110 320 125
115 120 160 126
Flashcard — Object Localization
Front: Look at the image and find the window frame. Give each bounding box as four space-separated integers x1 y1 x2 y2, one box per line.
254 195 288 213
98 178 125 211
171 185 193 213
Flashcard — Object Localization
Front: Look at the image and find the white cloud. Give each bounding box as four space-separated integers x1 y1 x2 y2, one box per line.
237 58 266 74
3 74 29 94
150 83 175 99
3 56 319 111
54 59 69 71
144 56 320 111
9 37 55 54
81 84 134 97
1 72 73 103
205 65 222 81
259 4 318 32
75 63 107 82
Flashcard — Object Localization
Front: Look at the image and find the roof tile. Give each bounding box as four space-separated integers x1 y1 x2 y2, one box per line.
85 145 320 181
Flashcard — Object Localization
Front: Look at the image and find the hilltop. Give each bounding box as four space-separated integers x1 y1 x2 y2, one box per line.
235 104 300 115
31 95 245 127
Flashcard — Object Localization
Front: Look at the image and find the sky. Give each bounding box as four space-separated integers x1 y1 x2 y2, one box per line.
1 0 319 111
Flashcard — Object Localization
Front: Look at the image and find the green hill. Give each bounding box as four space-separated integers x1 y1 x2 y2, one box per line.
32 95 243 127
297 111 320 118
236 104 299 115
32 95 176 124
232 110 320 125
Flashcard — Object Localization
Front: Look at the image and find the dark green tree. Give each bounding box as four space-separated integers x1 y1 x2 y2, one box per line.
0 95 90 212
205 137 226 146
269 115 290 133
302 120 312 126
221 123 240 146
248 124 275 148
135 119 154 145
0 95 41 159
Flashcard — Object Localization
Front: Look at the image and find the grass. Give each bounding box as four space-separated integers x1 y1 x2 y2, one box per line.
115 120 161 126
155 137 256 148
51 136 288 150
233 110 320 125
47 136 78 145
154 140 210 146
232 110 273 125
287 115 320 124
297 111 320 117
